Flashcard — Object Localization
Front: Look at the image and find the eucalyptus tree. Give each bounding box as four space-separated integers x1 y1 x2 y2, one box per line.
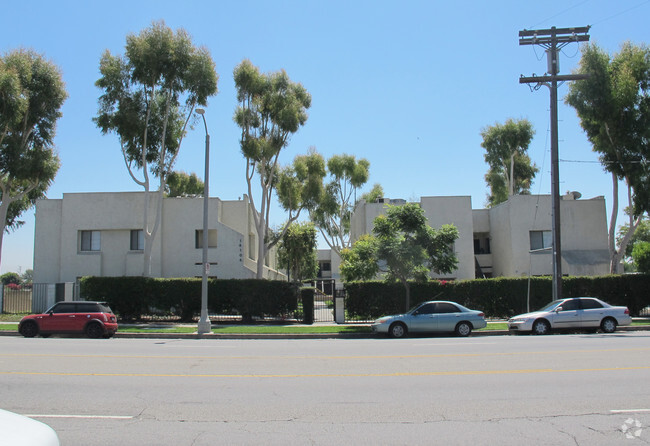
341 203 459 311
565 42 650 273
310 154 377 257
233 59 316 278
481 118 537 207
165 171 204 197
0 49 65 269
94 21 218 276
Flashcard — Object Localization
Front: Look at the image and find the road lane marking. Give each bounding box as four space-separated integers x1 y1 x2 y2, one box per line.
24 414 134 419
611 409 650 414
2 366 650 379
2 347 649 361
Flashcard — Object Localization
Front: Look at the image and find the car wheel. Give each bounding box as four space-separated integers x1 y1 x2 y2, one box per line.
85 322 104 339
601 318 617 334
455 322 472 337
389 322 407 338
532 319 551 335
19 321 39 338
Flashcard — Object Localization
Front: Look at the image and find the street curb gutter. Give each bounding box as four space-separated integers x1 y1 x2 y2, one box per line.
2 325 649 340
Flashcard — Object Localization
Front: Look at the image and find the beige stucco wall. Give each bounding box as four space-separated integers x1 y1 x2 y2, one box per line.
487 195 609 277
346 194 609 282
420 196 474 280
33 199 63 283
33 192 284 283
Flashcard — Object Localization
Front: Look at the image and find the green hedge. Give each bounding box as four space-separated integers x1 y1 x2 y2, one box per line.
80 277 300 322
344 274 650 319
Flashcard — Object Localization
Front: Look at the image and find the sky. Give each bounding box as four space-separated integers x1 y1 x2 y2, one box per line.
1 0 649 275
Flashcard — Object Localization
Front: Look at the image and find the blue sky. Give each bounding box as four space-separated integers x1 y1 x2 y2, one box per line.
1 0 649 275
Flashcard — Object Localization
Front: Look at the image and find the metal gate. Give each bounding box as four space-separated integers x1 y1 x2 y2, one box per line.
309 279 336 322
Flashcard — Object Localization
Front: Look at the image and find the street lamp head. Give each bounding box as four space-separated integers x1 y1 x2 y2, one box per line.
195 108 205 115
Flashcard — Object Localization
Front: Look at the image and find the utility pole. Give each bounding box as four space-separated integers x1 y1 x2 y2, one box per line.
519 26 590 301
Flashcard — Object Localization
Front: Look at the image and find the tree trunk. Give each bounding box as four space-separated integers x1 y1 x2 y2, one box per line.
256 223 266 279
508 153 515 197
612 180 641 273
0 198 10 269
402 279 411 313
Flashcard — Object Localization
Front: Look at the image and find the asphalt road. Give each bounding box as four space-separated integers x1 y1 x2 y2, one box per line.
1 333 650 445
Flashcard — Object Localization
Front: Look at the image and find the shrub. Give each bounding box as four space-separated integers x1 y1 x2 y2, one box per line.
344 274 650 319
79 276 299 321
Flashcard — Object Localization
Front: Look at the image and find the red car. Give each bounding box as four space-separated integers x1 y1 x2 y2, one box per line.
18 301 118 338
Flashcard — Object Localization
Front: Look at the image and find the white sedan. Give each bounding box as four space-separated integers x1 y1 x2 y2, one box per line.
0 409 60 446
508 297 632 335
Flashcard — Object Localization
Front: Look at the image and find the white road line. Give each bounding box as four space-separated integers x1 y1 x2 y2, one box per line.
24 414 134 419
611 409 650 414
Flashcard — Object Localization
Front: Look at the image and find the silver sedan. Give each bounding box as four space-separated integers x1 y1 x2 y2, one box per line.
371 301 487 338
508 297 632 335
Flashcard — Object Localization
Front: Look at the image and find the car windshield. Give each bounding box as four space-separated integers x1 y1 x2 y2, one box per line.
537 300 563 312
407 303 423 314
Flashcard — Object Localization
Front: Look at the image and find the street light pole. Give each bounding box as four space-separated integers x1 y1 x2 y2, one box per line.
195 108 212 335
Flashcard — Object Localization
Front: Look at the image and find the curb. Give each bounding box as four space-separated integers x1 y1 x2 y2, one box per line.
2 325 649 340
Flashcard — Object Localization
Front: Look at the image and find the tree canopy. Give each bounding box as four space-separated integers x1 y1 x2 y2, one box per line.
0 49 65 269
565 42 650 272
276 221 318 283
309 153 376 256
94 21 218 275
632 241 650 273
165 171 204 197
341 203 458 311
233 59 313 278
481 118 537 207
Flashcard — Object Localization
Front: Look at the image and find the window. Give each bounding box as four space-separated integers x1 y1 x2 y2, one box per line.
580 298 603 310
195 229 218 249
473 233 491 254
559 299 580 311
415 303 437 315
530 230 552 251
76 303 100 312
49 303 74 313
130 230 144 251
80 230 101 251
435 303 461 313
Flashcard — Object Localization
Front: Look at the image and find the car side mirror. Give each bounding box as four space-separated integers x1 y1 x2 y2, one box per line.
555 307 563 313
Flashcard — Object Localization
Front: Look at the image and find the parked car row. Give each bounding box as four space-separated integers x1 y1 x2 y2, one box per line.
371 297 632 338
16 297 632 339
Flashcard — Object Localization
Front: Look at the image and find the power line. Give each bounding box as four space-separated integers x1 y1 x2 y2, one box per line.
529 0 591 29
591 0 650 26
560 158 646 164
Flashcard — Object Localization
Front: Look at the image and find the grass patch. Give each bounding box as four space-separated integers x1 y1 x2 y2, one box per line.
117 324 373 334
2 318 648 335
0 314 26 322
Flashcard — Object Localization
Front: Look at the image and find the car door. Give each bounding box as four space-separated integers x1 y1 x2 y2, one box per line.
551 299 582 329
579 298 605 328
408 303 438 333
434 302 464 332
39 303 78 332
